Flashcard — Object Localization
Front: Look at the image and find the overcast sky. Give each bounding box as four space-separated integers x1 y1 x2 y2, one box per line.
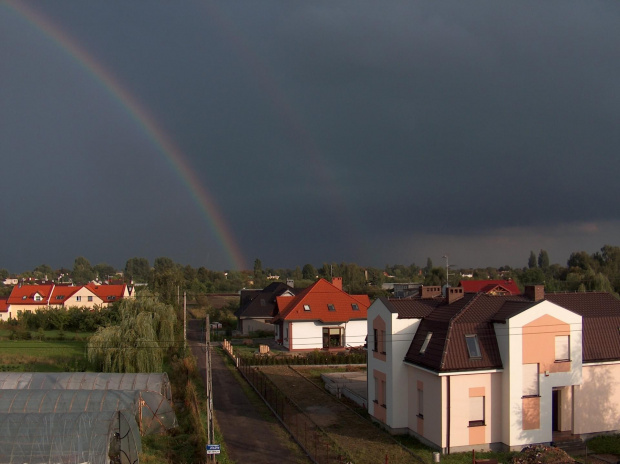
2 1 620 273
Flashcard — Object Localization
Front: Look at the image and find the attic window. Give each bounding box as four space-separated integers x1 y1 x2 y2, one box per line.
22 296 27 300
303 304 311 311
351 303 359 311
107 296 116 301
327 304 336 311
420 332 432 354
55 296 64 300
34 295 42 301
465 334 481 359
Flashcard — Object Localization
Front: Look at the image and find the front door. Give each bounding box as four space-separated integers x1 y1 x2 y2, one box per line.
552 389 560 432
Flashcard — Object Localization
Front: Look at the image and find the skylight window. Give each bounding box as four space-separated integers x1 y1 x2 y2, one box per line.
420 332 432 354
465 334 481 358
107 296 116 300
327 304 336 311
55 295 64 300
303 304 311 311
351 303 359 311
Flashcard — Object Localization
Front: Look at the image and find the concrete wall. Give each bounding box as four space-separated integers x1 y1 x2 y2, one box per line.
574 363 620 435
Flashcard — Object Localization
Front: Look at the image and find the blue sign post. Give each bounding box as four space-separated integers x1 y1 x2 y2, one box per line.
206 444 221 455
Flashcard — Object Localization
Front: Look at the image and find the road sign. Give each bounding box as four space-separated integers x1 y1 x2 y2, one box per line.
206 444 221 455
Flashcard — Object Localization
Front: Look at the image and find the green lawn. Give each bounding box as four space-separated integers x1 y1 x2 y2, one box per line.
0 340 89 371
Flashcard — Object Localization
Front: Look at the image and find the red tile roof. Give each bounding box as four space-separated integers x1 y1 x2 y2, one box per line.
271 279 370 323
7 284 55 305
459 279 521 295
0 299 8 312
85 283 127 302
48 285 82 305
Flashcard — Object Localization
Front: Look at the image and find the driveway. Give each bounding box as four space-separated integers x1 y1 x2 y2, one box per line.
188 320 310 464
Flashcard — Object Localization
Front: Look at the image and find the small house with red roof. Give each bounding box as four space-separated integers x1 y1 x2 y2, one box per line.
368 284 620 453
0 298 9 321
459 279 521 296
6 282 134 318
270 277 370 351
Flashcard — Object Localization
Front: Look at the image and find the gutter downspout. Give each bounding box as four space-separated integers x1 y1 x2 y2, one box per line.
447 375 451 454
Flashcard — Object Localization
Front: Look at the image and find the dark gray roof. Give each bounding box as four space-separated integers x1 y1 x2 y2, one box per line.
236 282 297 319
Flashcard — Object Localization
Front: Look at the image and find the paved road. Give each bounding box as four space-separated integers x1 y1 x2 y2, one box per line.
188 320 308 464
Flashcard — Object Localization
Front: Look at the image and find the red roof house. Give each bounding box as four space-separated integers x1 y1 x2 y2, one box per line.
459 279 521 296
271 277 370 351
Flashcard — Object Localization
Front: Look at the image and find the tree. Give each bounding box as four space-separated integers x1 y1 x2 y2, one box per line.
425 258 433 274
124 257 151 283
72 256 95 283
302 264 317 280
87 291 176 373
93 263 117 281
538 250 550 269
528 251 537 269
33 264 53 279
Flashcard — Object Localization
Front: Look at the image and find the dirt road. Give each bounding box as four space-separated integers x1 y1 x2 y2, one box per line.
188 320 310 464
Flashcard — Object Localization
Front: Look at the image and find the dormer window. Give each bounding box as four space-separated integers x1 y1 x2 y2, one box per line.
327 304 335 311
303 304 311 311
465 334 481 358
420 332 432 354
34 294 42 302
351 303 359 311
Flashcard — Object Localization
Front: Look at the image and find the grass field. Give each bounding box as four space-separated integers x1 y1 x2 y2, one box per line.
0 340 89 371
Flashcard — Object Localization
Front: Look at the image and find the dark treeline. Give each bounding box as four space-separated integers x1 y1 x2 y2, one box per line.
3 245 620 302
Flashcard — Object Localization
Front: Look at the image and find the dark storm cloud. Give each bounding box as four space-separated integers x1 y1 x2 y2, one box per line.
2 0 620 272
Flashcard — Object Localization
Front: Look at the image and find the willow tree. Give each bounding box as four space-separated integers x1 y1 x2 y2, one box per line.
88 292 177 373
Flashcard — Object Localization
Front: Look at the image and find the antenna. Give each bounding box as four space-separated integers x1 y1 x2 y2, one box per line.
443 255 456 286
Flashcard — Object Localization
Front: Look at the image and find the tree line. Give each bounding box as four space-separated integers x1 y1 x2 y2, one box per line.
3 244 620 302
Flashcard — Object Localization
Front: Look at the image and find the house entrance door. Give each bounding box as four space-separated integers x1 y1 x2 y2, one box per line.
552 389 560 432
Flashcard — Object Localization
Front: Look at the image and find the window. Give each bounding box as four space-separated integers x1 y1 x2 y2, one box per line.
523 363 539 397
327 304 335 311
555 335 570 361
351 303 359 311
76 296 82 302
88 296 93 302
469 396 485 426
417 389 424 418
323 327 343 348
380 330 386 354
373 328 378 352
465 334 481 358
107 296 116 301
55 295 64 300
34 294 42 302
303 304 311 311
420 332 432 354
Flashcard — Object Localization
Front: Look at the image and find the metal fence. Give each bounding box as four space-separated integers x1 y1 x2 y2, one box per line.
237 356 352 464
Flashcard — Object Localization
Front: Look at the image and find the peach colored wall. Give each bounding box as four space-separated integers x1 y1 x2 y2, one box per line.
522 397 540 430
373 369 387 423
523 315 571 374
447 372 503 449
574 364 620 435
64 288 103 309
407 368 443 447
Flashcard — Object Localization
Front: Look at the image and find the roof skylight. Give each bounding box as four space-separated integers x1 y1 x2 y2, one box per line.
465 334 481 358
420 332 432 354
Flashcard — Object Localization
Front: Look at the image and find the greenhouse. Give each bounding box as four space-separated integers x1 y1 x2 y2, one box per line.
0 389 177 435
0 410 141 464
0 372 172 402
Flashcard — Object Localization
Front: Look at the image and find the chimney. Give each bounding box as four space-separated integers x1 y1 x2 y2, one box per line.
447 286 464 304
286 279 294 288
524 285 545 302
419 285 442 299
332 276 343 291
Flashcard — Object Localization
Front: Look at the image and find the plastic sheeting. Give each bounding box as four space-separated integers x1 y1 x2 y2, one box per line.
0 372 172 402
0 389 177 435
0 410 141 464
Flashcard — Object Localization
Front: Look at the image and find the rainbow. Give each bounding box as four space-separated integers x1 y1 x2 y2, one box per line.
4 1 247 270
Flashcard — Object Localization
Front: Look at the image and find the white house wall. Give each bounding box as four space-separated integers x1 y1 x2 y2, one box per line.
367 299 420 430
494 300 582 448
343 320 367 348
574 363 620 436
406 366 443 449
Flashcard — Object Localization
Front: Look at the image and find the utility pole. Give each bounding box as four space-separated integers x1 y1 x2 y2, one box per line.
183 292 187 351
205 315 215 461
